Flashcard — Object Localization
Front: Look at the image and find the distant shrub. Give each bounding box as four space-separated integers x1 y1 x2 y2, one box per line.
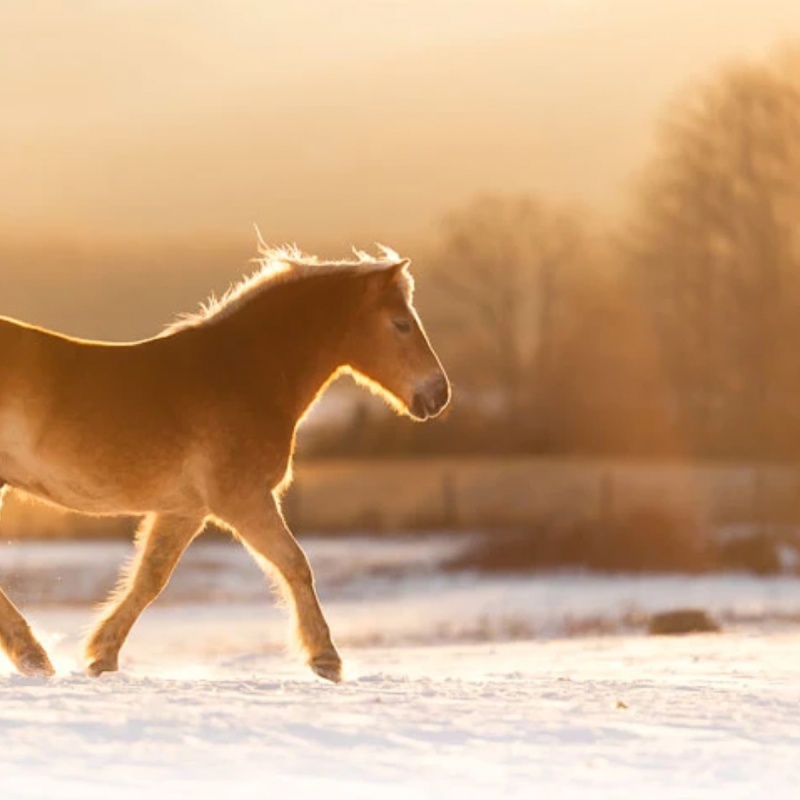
445 508 800 575
446 507 713 573
716 533 783 575
589 508 711 572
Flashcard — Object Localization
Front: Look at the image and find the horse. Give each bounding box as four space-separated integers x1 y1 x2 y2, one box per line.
0 244 450 681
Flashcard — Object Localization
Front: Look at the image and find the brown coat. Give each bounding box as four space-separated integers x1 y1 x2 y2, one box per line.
0 248 450 680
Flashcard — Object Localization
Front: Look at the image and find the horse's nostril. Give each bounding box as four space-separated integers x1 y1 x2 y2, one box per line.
423 377 450 416
412 375 450 419
433 376 450 409
411 393 429 419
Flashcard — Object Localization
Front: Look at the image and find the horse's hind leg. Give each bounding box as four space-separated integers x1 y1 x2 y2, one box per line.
218 493 342 682
0 485 54 677
0 589 55 677
85 512 203 676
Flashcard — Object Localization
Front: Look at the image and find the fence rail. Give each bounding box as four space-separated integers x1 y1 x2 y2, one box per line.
285 458 800 532
3 458 800 539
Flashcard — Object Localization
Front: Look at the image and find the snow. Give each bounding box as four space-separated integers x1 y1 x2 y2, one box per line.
3 537 800 799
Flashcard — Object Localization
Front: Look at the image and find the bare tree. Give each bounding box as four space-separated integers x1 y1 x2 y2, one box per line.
429 195 585 424
626 55 800 459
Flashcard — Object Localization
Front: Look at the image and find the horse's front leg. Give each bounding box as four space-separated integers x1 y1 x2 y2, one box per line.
218 492 342 682
0 589 54 677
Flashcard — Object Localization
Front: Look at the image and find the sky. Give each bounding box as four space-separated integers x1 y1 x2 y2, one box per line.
2 0 800 248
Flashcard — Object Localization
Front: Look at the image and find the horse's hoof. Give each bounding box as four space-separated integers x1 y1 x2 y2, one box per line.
86 657 118 677
17 648 55 678
310 652 343 683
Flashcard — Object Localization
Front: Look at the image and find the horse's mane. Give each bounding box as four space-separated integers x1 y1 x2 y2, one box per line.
164 241 413 335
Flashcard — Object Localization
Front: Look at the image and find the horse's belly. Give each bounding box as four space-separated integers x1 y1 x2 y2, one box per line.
0 455 195 516
0 432 141 516
0 451 115 512
0 446 204 517
0 408 203 516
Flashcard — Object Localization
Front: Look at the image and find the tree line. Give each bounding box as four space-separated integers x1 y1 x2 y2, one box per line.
307 47 800 462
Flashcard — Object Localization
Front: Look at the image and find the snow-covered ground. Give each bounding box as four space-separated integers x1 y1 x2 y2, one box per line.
3 536 800 799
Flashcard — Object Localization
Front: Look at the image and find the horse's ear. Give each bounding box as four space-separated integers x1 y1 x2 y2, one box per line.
392 258 411 276
382 259 411 283
366 259 410 291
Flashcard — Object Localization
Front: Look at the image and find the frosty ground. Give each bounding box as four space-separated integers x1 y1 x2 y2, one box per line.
2 537 800 799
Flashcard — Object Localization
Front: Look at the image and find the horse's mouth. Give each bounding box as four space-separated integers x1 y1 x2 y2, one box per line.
410 379 450 421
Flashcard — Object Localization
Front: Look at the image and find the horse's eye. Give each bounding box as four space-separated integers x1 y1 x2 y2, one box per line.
393 319 412 334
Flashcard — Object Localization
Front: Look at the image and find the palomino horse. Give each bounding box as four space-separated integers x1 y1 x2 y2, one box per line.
0 245 450 681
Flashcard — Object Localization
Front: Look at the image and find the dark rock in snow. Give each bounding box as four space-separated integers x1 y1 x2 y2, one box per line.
648 609 721 635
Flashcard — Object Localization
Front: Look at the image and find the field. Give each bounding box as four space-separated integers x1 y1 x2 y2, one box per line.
3 536 800 799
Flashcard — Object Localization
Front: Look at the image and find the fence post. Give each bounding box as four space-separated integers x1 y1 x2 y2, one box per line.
442 471 458 528
599 470 615 526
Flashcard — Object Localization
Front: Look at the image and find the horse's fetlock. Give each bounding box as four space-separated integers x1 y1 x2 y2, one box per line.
12 640 55 677
309 648 343 683
85 626 119 659
86 654 119 677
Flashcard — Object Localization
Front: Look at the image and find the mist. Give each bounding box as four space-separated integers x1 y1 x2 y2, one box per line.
3 0 800 247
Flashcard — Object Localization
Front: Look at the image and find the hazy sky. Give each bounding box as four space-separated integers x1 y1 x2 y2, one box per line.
3 0 800 245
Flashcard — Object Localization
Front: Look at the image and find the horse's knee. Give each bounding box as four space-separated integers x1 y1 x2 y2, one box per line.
275 549 310 585
292 558 313 586
268 545 312 586
135 571 161 596
134 559 173 596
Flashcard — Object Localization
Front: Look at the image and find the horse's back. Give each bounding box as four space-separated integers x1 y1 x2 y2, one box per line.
0 316 51 389
0 315 193 407
0 316 205 513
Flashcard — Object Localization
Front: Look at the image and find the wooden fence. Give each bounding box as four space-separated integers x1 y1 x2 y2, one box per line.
285 458 800 532
3 458 800 538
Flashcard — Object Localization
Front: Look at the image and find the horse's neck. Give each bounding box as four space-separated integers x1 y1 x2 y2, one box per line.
217 276 356 419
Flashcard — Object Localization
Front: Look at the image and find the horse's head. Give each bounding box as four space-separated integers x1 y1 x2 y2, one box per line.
345 259 450 421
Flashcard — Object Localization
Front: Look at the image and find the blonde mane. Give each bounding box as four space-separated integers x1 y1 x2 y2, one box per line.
164 241 413 335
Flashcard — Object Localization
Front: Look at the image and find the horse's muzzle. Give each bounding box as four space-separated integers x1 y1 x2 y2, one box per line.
411 374 450 420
